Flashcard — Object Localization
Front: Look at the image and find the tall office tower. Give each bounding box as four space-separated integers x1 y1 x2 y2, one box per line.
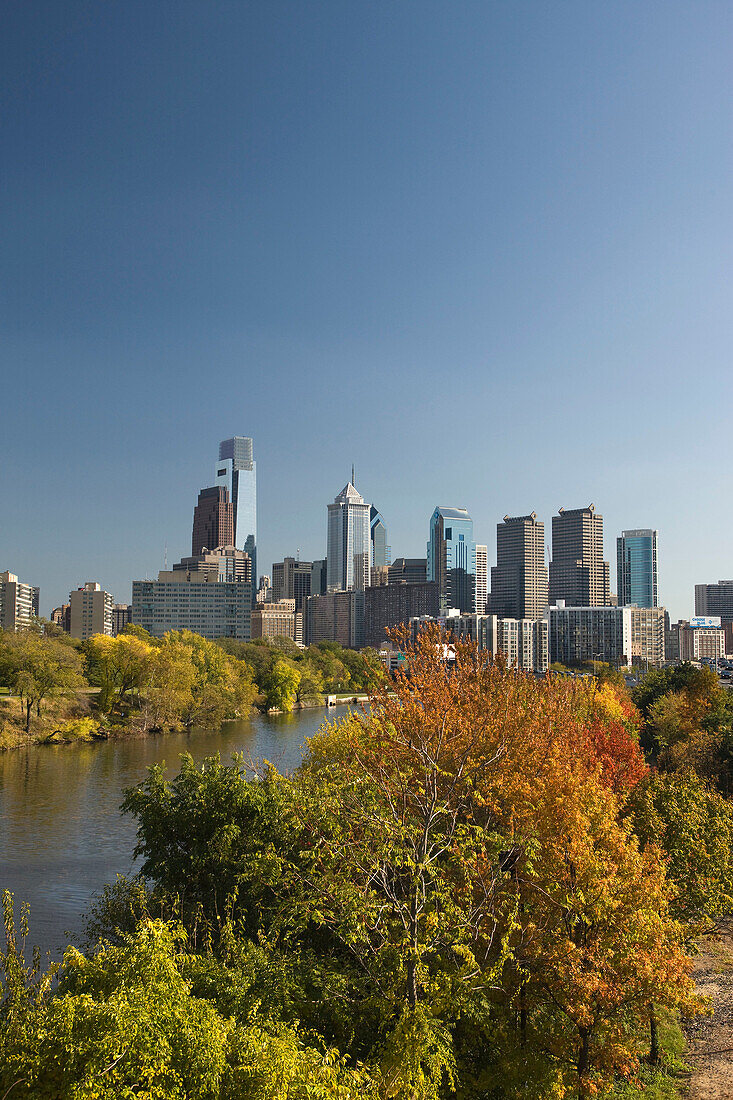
191 486 234 556
474 545 488 613
617 529 658 607
489 513 548 621
215 436 257 599
370 506 391 569
69 581 114 640
427 506 476 614
272 556 313 611
549 505 610 607
0 571 40 631
327 479 371 592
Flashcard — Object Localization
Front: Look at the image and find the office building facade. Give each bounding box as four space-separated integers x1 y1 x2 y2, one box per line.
678 619 725 663
617 529 658 608
549 505 610 607
191 486 234 556
112 604 132 636
132 572 251 640
388 558 428 585
489 513 548 621
69 581 114 640
427 506 476 614
370 506 391 570
215 436 257 599
272 557 312 610
0 571 40 631
327 481 371 592
695 581 733 626
250 599 301 644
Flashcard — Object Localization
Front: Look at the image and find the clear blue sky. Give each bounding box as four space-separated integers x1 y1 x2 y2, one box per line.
2 1 731 620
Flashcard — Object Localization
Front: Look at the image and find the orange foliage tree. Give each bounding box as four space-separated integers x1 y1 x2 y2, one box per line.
289 626 694 1098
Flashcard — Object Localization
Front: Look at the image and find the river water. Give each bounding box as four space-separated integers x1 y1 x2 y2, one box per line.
0 707 341 959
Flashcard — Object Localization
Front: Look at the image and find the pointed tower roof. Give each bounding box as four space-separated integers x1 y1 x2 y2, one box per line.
334 482 365 505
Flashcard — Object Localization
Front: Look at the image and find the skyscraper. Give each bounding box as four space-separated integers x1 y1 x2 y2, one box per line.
617 529 658 608
215 436 257 599
549 505 610 607
427 506 476 614
272 556 313 610
370 506 391 570
191 486 234 556
474 545 488 613
327 479 371 592
489 513 548 620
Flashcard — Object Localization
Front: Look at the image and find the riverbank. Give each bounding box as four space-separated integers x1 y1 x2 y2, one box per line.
0 693 346 752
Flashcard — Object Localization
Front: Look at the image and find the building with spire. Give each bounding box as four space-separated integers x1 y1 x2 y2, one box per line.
327 477 371 592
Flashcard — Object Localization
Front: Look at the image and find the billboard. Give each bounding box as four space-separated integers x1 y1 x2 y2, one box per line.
690 616 722 629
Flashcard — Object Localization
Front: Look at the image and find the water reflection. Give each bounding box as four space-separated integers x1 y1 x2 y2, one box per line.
0 707 339 957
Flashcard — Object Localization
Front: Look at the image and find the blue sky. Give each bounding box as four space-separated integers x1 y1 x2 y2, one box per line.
2 1 731 619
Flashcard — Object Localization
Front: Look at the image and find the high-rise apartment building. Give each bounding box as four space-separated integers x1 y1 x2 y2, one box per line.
370 507 391 570
364 582 440 648
69 581 114 640
474 545 488 613
327 480 371 592
306 590 365 648
191 486 234 556
549 505 610 607
489 513 548 621
617 529 658 608
546 604 664 668
215 436 257 599
0 571 40 631
427 507 476 614
272 557 313 610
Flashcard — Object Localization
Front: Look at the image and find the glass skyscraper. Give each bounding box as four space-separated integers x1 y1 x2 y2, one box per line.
427 506 476 614
616 529 658 608
327 480 371 592
215 436 257 603
370 506 391 570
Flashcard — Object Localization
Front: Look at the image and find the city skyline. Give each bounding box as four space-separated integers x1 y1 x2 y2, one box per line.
3 431 721 622
2 4 731 621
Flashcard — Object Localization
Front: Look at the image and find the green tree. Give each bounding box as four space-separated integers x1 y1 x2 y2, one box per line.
0 631 85 732
264 659 301 712
122 753 296 938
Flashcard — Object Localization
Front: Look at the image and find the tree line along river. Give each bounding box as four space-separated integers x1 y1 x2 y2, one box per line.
0 707 339 958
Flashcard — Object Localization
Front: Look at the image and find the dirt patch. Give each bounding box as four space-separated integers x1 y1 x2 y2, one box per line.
684 921 733 1099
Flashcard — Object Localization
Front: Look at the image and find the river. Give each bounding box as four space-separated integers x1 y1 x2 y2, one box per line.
0 707 341 959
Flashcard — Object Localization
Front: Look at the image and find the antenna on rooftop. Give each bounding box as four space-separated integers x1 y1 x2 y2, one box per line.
351 463 355 486
164 543 168 569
